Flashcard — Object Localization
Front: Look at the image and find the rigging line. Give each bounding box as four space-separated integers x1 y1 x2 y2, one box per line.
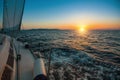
21 23 24 29
2 0 5 30
13 0 17 30
4 0 10 29
19 0 25 30
17 1 23 29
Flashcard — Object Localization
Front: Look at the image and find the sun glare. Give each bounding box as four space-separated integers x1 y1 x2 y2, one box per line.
78 25 87 32
80 27 85 32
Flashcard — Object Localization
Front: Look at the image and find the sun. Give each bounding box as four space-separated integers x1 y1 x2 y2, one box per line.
78 25 87 32
80 27 85 32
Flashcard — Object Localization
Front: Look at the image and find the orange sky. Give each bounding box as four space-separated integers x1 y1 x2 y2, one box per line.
87 24 120 30
22 23 120 30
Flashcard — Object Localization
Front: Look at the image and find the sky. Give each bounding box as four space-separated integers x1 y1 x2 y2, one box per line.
0 0 120 30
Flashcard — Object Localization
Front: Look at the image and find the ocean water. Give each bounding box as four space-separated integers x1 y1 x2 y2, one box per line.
16 29 120 80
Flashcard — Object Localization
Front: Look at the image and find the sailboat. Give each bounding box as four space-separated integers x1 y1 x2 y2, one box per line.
0 0 47 80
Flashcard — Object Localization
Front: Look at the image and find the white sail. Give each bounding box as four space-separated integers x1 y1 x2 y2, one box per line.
3 0 25 32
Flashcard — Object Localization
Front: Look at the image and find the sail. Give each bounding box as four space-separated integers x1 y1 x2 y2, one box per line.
3 0 25 32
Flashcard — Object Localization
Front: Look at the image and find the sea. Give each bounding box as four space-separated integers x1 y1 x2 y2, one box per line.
15 29 120 80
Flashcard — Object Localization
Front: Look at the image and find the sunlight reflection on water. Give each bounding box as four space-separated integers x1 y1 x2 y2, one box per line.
16 30 120 66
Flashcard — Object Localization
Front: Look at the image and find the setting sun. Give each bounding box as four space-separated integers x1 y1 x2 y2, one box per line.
78 25 87 32
80 27 85 32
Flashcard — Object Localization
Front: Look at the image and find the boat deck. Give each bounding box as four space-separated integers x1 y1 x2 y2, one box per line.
14 40 35 80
